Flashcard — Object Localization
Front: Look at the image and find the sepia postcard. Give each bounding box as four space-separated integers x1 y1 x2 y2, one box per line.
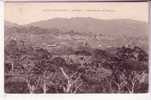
4 1 149 94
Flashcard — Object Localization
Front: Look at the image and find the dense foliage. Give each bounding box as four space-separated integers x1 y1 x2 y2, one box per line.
5 40 148 93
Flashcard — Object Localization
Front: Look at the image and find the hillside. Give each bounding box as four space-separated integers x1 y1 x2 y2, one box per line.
29 17 148 37
5 18 149 51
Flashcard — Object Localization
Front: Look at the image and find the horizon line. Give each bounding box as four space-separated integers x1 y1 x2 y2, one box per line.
5 17 147 25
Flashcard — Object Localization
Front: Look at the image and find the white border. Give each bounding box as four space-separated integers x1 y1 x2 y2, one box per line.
148 0 151 94
0 0 4 96
0 1 151 100
4 0 148 2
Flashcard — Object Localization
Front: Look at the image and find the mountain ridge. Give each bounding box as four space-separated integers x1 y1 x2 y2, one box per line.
5 18 148 51
28 17 148 37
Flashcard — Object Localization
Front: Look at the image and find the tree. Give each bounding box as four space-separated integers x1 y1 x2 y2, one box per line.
51 56 84 93
19 54 36 93
59 67 83 93
30 48 53 93
5 39 22 72
32 60 57 93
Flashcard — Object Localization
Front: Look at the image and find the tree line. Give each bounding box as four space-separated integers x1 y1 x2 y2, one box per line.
5 39 148 93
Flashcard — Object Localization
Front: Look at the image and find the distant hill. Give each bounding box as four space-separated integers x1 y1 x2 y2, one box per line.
5 21 19 28
29 17 148 37
5 18 149 52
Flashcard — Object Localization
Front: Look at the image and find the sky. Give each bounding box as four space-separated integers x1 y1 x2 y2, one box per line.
5 2 149 25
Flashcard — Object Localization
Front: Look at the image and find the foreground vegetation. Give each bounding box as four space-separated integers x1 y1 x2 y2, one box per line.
5 40 148 93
